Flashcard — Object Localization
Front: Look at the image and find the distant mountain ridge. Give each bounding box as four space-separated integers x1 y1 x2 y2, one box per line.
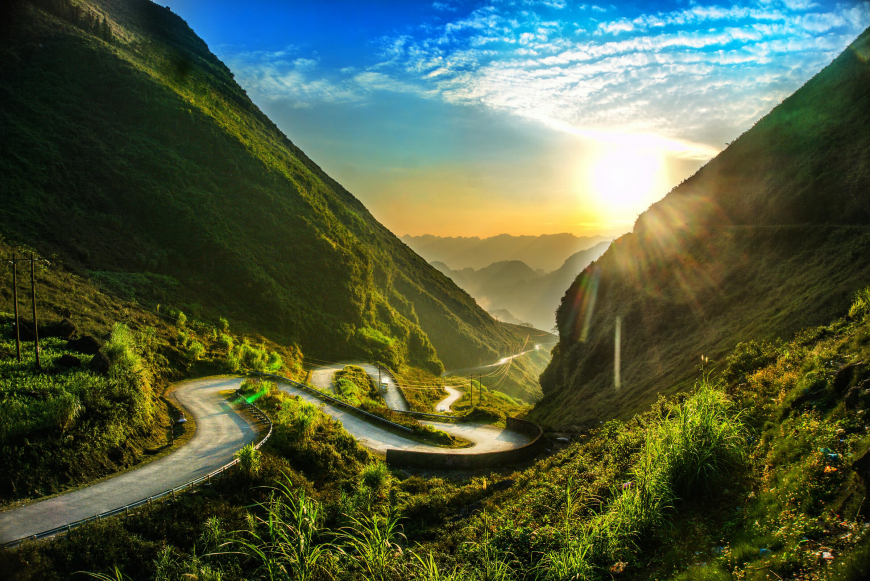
402 233 611 272
431 241 610 331
537 26 870 428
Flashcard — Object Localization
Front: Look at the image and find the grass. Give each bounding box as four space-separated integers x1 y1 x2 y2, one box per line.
12 298 870 581
541 22 870 428
0 0 542 388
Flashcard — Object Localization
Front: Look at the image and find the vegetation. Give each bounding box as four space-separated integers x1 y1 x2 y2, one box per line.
540 25 870 428
332 365 379 407
6 292 870 579
312 366 462 447
0 0 539 386
0 316 164 501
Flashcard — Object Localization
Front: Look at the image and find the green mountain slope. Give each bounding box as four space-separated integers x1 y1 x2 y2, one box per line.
537 26 870 428
0 0 527 373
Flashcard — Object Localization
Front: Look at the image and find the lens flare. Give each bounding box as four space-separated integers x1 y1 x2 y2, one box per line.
565 265 600 342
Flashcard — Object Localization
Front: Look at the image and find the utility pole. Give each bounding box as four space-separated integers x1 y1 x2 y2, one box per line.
30 253 40 369
8 254 45 368
11 253 20 362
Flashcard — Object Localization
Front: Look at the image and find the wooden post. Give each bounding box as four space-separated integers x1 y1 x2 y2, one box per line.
30 254 39 369
12 254 20 362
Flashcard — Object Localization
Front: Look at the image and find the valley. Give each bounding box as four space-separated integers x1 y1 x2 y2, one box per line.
1 0 870 580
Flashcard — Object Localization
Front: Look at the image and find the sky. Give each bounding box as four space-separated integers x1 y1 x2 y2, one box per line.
164 0 870 238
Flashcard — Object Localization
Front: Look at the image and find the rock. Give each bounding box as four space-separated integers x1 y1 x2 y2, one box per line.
851 448 870 481
834 362 865 395
48 318 77 340
56 354 82 368
88 352 111 375
67 335 101 355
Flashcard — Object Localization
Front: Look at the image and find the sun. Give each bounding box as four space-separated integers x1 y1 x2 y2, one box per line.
587 140 668 221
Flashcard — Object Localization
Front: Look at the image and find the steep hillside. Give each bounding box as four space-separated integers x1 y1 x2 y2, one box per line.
537 26 870 428
0 0 527 372
402 233 611 272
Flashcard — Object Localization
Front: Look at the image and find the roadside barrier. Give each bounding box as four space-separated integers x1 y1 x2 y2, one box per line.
385 416 545 469
0 396 273 549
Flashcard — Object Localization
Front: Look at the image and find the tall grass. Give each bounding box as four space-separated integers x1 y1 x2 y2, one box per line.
534 376 746 570
336 510 406 581
226 477 335 581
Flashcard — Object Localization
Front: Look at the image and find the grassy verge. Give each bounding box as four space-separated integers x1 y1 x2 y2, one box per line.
9 291 870 580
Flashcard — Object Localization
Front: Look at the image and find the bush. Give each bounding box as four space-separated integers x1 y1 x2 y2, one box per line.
849 286 870 321
102 323 143 377
234 443 261 477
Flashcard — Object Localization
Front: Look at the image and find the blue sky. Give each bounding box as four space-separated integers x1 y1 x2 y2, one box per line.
165 0 870 237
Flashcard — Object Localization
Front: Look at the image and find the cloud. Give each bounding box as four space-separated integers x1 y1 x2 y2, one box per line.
221 0 870 155
432 2 457 11
365 0 870 154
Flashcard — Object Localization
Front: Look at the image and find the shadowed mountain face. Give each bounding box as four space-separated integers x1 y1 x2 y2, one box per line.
431 241 611 331
402 233 612 272
0 0 532 373
536 27 870 428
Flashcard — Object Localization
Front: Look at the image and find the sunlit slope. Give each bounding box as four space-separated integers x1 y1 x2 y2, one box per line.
536 27 870 427
0 0 523 371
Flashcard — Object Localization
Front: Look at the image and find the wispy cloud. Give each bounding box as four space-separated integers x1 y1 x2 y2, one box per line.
222 1 870 155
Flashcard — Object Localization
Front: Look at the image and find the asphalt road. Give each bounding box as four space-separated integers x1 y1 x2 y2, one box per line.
301 366 529 454
1 371 532 544
310 362 410 412
435 386 463 412
0 377 259 544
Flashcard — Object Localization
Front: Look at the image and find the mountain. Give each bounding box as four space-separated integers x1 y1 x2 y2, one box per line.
402 233 612 272
536 26 870 428
431 242 610 332
488 309 526 325
0 0 531 374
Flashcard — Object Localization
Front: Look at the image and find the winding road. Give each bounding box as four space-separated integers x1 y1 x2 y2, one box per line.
0 377 259 545
1 370 531 545
310 362 409 412
284 368 529 453
435 386 463 412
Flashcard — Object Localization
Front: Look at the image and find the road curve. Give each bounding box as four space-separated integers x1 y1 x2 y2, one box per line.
301 366 530 454
310 362 409 412
0 377 259 544
443 341 558 377
435 386 463 412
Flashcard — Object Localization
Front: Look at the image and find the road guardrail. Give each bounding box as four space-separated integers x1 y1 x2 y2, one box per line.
1 395 272 549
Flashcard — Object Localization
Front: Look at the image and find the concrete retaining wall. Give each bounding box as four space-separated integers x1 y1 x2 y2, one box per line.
385 416 544 469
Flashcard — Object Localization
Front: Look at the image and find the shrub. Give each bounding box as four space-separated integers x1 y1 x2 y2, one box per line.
360 462 390 492
102 323 143 377
187 339 205 361
849 286 870 321
218 333 233 351
234 443 261 478
265 351 282 373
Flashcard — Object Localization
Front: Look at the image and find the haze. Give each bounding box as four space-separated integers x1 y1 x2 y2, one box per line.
163 0 870 238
